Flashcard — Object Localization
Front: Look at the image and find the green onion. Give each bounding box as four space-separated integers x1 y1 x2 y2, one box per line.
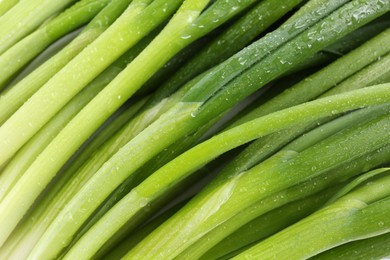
0 0 110 90
1 0 389 257
233 168 390 259
0 0 78 55
0 0 134 125
313 232 390 259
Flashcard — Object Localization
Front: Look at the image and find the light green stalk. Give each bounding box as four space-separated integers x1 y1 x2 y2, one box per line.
313 232 390 259
231 27 390 127
0 98 147 260
0 0 110 90
0 68 117 202
103 201 188 259
0 0 164 163
233 169 390 259
0 0 77 55
143 0 304 101
323 52 390 96
201 156 390 259
200 187 339 259
0 25 158 204
0 0 19 16
214 29 390 188
0 0 134 125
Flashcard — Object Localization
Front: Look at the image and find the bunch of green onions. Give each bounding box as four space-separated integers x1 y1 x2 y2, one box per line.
0 0 389 259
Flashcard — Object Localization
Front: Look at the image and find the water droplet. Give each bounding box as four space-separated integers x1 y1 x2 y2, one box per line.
139 198 149 208
238 56 247 65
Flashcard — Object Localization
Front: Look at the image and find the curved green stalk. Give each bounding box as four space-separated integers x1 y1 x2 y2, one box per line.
104 203 188 259
211 103 390 199
0 0 134 125
0 0 77 55
71 116 220 256
0 68 116 202
0 98 147 260
192 1 390 124
123 92 390 258
323 52 390 96
313 232 390 259
165 0 388 122
143 0 304 105
213 30 390 187
0 0 110 90
143 113 390 259
200 187 338 259
201 149 390 259
233 169 390 259
230 27 390 127
181 0 351 106
0 24 160 206
215 28 390 173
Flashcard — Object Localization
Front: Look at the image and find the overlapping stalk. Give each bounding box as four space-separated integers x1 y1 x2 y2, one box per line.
0 0 110 90
0 0 134 125
234 169 390 259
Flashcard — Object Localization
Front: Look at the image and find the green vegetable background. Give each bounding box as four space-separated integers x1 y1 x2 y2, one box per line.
0 0 389 259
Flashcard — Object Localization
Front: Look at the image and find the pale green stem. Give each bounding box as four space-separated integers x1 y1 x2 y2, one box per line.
233 170 390 259
0 0 19 16
0 0 77 55
0 29 100 125
312 232 390 259
0 0 110 90
323 52 390 96
0 67 119 202
0 0 134 125
0 96 147 260
231 27 390 127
